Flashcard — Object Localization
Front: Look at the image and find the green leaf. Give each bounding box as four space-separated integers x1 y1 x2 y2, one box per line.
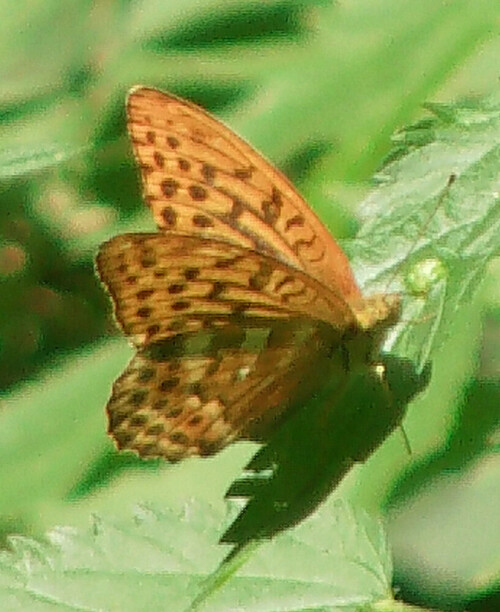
0 501 397 612
346 97 500 370
338 98 496 513
0 98 93 179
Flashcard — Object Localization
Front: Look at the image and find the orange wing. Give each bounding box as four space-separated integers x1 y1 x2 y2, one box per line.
96 232 356 348
104 318 339 461
96 232 352 460
127 87 362 303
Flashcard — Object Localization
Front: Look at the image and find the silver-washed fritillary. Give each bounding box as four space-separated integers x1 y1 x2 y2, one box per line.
96 87 400 461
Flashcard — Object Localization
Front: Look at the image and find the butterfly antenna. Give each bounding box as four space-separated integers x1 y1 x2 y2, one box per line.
383 173 457 293
399 423 412 456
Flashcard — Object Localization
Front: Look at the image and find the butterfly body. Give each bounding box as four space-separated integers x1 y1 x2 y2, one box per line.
96 87 400 461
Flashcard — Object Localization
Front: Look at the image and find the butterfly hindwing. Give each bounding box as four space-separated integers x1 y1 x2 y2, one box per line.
96 232 356 348
107 319 339 460
96 231 352 459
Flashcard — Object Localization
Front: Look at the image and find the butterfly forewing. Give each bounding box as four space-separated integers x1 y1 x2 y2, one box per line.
127 87 361 301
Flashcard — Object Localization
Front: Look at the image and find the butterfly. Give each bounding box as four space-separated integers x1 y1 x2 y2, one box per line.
96 86 401 461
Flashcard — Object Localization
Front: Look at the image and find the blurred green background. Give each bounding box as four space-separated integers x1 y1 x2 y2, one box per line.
1 0 500 610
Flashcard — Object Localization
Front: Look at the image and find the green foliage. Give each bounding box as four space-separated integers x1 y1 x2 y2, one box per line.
351 97 500 370
1 0 500 610
0 501 399 612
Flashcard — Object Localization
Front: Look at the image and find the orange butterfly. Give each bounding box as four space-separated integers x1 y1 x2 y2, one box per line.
96 87 400 461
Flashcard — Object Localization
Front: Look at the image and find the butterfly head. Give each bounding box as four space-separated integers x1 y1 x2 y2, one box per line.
339 293 401 368
350 293 402 333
